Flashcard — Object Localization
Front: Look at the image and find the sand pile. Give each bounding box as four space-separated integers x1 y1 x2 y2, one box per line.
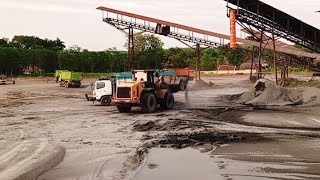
188 79 214 91
237 79 320 106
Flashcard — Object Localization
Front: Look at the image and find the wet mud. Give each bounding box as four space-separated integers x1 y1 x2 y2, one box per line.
148 131 269 149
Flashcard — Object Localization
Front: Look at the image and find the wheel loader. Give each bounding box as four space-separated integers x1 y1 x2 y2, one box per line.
112 70 175 113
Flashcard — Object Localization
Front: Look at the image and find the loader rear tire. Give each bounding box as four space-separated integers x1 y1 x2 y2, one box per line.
141 93 157 113
117 105 132 113
160 92 174 110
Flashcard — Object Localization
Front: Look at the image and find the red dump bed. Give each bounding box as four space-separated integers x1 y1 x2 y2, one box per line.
169 68 195 80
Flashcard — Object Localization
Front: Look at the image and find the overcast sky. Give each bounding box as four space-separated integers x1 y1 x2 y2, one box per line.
1 0 320 51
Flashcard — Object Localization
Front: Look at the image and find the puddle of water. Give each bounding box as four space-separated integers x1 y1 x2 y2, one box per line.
134 148 224 180
134 143 320 180
242 111 320 129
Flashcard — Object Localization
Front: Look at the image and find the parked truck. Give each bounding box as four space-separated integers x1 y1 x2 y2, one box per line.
0 74 15 85
55 70 82 88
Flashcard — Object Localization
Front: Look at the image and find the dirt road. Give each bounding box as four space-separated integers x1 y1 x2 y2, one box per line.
1 76 320 180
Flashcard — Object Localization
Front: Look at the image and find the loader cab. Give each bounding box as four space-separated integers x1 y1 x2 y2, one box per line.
132 70 158 88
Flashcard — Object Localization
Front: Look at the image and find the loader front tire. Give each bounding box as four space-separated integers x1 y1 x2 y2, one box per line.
141 93 157 113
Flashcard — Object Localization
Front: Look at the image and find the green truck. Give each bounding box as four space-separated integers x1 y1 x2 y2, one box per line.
55 70 83 88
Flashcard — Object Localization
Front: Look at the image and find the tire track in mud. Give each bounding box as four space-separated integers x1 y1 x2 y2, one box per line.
195 108 320 133
0 129 65 180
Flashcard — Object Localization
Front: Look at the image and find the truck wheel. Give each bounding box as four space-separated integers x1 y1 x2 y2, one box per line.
65 82 69 88
160 92 174 110
100 96 111 106
141 93 157 113
117 105 132 113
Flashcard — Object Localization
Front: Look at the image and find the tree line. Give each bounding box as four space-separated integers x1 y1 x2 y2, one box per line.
0 35 249 76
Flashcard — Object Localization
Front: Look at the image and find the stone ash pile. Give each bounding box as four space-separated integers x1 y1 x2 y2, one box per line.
237 79 320 106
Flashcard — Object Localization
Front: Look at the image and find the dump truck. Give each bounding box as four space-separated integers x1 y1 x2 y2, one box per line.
113 70 179 113
55 70 82 88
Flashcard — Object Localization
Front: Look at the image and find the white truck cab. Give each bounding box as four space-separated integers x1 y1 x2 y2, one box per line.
86 78 113 106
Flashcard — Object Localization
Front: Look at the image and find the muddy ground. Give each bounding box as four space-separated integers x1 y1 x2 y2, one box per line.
1 75 320 180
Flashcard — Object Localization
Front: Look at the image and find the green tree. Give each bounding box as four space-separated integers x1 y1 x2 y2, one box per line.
218 46 246 67
201 48 218 71
164 48 195 68
0 38 10 47
133 34 164 56
12 35 65 50
126 34 164 69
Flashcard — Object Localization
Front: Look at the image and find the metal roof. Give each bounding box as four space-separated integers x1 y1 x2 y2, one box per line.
226 0 320 52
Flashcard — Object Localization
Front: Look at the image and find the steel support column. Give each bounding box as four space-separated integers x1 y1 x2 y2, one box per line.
195 44 201 80
281 64 286 86
272 33 278 85
250 47 255 79
128 27 134 70
258 31 263 79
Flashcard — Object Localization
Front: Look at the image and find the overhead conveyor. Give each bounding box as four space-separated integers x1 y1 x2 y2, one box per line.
97 6 226 47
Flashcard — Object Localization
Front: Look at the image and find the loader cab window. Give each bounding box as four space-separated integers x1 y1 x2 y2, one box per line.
155 72 159 78
145 71 155 88
96 82 105 90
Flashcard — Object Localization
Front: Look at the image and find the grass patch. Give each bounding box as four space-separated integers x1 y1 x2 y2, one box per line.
284 78 320 88
82 73 113 78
